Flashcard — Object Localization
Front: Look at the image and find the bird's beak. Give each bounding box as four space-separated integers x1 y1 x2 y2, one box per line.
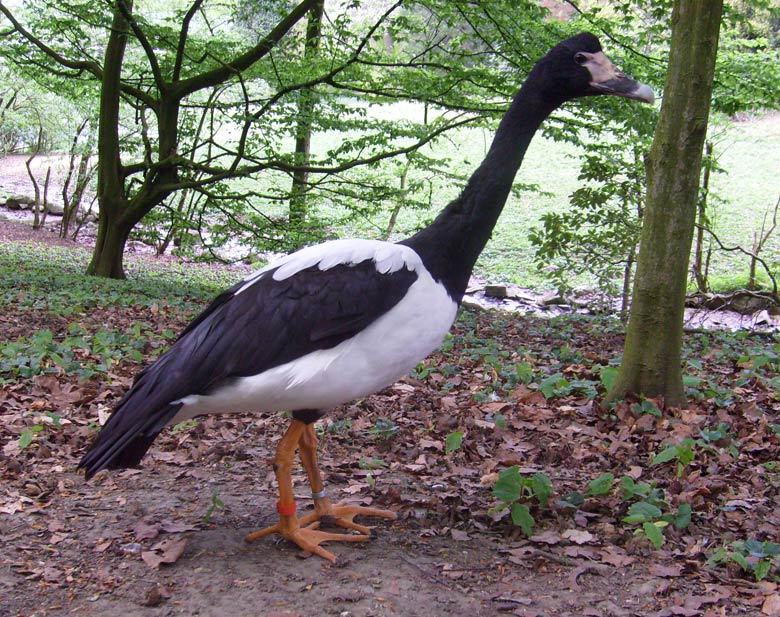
584 51 655 104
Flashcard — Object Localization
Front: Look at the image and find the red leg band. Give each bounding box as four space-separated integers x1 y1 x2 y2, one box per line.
277 501 297 516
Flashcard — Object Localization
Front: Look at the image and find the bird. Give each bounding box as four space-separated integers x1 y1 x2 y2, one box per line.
79 32 653 562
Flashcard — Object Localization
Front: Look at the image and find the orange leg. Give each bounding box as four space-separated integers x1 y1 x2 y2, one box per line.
244 419 368 563
297 423 397 534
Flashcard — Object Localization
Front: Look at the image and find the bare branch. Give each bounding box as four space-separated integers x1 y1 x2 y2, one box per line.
698 223 779 302
174 0 205 82
114 0 165 92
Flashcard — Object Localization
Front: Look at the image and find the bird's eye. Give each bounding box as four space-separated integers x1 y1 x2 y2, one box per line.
574 52 588 65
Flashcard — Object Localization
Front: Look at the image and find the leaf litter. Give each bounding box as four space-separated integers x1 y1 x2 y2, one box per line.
1 227 779 616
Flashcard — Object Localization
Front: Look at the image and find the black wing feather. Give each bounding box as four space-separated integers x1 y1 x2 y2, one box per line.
79 259 418 478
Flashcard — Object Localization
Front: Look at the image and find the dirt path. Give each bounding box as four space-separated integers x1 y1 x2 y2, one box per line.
0 445 739 617
0 154 70 200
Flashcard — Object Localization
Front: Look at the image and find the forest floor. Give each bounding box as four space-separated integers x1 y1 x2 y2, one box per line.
1 220 779 617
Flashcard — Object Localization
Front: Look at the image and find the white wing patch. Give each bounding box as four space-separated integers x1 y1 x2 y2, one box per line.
235 239 421 295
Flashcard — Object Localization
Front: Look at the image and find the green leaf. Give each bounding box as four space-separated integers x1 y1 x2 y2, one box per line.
683 374 703 387
493 466 522 503
599 366 619 391
753 559 771 581
650 444 679 466
642 521 665 549
674 503 692 529
731 551 749 572
493 414 507 429
707 547 728 568
18 429 35 450
586 472 615 496
510 503 534 536
623 501 663 524
632 399 662 417
744 540 780 558
675 439 696 469
530 472 553 507
538 373 569 399
762 542 780 557
358 457 387 469
445 431 463 454
558 491 584 508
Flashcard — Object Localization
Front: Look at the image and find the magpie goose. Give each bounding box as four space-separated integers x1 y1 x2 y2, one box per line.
79 32 653 562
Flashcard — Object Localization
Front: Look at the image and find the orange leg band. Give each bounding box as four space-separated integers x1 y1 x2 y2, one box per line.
277 501 297 516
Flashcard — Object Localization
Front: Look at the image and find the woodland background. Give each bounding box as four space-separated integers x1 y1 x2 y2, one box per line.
1 1 780 616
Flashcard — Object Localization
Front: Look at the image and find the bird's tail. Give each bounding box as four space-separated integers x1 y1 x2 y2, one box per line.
78 394 183 480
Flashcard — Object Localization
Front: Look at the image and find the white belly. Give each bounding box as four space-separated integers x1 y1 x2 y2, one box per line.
171 270 458 422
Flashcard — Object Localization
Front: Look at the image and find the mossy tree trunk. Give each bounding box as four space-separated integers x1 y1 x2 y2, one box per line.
87 2 132 278
606 0 723 408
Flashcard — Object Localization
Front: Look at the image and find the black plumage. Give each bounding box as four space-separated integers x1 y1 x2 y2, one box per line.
80 260 418 478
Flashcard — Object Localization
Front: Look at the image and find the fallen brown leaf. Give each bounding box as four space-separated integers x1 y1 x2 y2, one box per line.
141 536 188 569
763 594 780 617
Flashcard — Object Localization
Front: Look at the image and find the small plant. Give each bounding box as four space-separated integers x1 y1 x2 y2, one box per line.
369 418 398 441
358 457 387 470
700 379 735 407
203 489 226 524
410 363 437 380
599 365 619 392
536 372 572 399
622 501 691 549
358 458 386 489
632 398 662 417
171 419 198 434
697 421 740 458
491 467 553 536
492 413 508 429
650 438 697 477
619 475 666 507
324 418 352 434
586 472 616 496
18 424 44 450
708 540 780 581
557 472 615 508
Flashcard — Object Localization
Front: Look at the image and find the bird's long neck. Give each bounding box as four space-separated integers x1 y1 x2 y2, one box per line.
402 74 563 302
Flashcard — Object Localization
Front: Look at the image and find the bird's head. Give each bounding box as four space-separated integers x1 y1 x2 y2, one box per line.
538 32 654 104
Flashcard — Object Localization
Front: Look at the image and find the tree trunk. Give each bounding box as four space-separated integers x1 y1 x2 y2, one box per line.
88 1 131 278
25 150 41 229
606 0 723 408
289 0 324 228
620 247 634 322
692 141 713 292
88 214 133 278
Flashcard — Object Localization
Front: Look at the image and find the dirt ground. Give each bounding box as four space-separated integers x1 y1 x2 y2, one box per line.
3 415 767 617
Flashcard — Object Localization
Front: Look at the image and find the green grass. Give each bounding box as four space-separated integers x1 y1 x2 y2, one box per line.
0 241 240 316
